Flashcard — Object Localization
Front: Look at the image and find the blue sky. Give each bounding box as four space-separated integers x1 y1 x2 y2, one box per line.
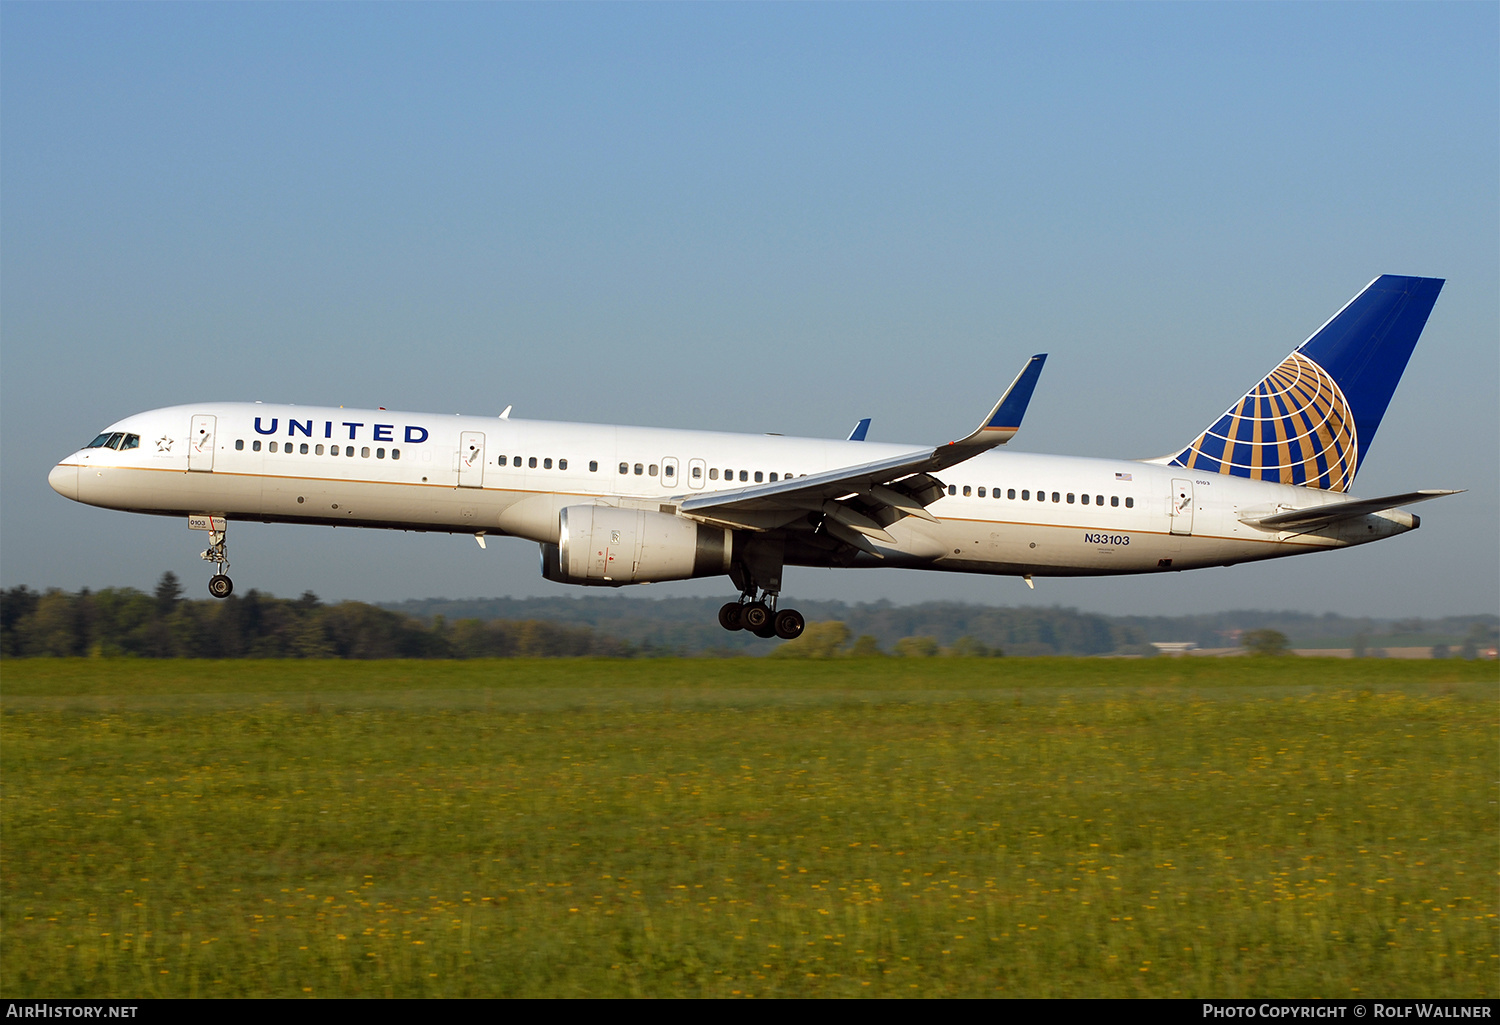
3 3 1495 617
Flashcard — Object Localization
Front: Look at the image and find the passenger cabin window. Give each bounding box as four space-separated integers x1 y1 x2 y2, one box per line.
1125 497 1134 508
619 463 628 474
962 486 971 497
589 461 598 472
769 472 777 482
301 443 310 454
543 458 552 469
376 448 386 459
978 487 985 497
558 458 567 470
315 444 324 455
649 464 658 476
709 468 719 480
253 440 262 452
754 471 763 483
1008 489 1016 499
1067 493 1075 504
529 457 537 468
1110 496 1119 507
392 449 400 460
235 439 244 451
361 447 371 458
948 485 957 496
269 442 278 453
634 464 644 475
1021 490 1029 500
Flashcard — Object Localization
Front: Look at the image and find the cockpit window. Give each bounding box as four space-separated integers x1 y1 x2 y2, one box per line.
84 432 139 451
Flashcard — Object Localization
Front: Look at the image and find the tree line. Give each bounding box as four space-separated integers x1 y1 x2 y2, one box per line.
1 575 632 659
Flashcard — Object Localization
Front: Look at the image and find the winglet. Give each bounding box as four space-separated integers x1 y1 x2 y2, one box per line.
941 354 1047 460
846 418 871 442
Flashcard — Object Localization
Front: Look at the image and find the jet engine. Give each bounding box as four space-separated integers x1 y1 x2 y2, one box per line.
540 505 732 586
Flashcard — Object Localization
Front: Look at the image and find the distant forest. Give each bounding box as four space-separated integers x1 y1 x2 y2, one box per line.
3 574 1495 659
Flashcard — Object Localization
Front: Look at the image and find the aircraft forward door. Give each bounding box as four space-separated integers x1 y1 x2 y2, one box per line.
458 432 486 488
188 415 216 472
1170 478 1194 535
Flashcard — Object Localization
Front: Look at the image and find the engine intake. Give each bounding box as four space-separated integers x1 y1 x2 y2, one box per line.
540 505 732 586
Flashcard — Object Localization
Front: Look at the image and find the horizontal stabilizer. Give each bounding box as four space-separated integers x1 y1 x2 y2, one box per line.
1240 489 1463 530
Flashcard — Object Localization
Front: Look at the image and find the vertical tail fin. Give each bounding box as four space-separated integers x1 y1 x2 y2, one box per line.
1168 275 1443 492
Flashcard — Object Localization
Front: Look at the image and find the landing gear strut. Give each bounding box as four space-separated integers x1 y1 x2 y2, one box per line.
199 520 233 599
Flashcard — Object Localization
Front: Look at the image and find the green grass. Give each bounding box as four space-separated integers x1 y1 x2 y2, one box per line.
3 657 1496 997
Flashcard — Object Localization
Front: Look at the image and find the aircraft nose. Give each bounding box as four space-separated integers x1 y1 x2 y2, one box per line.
48 462 78 501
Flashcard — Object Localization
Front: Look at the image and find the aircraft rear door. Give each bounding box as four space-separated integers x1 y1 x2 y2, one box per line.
458 432 486 488
687 458 706 490
189 415 216 472
1170 478 1194 535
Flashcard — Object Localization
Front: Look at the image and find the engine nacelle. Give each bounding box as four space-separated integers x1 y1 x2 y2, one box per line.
540 505 732 586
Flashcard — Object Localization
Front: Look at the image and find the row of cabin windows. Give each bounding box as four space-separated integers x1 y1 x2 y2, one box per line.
619 462 678 479
497 455 575 471
947 483 1133 508
710 468 799 483
614 464 802 483
236 439 400 460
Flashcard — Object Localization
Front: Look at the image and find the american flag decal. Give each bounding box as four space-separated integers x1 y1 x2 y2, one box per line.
1115 472 1133 481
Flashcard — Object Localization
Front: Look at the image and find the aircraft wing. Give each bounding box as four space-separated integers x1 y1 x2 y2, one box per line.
675 355 1046 555
1239 489 1464 531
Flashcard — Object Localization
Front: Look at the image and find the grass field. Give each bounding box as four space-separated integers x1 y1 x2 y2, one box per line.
3 657 1495 998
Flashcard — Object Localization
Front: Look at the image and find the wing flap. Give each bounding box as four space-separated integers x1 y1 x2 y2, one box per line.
675 355 1046 554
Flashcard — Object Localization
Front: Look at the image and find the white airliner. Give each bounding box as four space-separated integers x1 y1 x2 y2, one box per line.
49 275 1458 640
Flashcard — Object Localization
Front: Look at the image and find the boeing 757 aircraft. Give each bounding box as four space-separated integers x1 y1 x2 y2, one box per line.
49 275 1457 640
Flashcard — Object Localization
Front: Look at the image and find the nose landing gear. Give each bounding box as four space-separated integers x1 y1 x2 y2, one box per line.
195 517 233 598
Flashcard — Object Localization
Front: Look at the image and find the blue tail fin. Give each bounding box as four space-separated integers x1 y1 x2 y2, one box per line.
1168 275 1443 492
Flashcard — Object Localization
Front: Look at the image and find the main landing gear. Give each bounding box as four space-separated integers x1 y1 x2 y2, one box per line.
719 594 805 640
718 535 804 640
199 519 234 598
